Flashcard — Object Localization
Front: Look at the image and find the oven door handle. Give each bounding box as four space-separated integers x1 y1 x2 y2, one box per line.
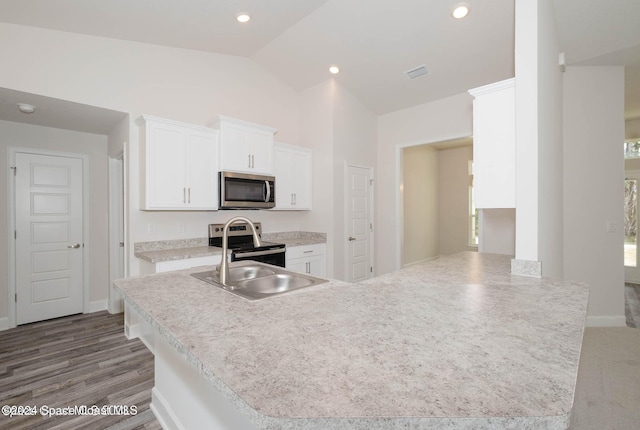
264 180 271 203
234 248 284 258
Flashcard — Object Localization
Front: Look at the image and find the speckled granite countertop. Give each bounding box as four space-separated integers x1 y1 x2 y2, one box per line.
114 252 589 430
135 232 326 263
263 231 326 247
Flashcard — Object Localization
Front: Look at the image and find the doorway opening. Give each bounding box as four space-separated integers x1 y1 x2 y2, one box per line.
399 137 474 268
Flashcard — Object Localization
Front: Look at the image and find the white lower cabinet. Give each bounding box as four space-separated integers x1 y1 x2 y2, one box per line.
286 244 326 277
139 255 222 275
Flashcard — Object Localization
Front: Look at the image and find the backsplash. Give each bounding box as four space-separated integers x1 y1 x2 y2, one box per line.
134 231 326 254
262 231 326 242
134 238 208 253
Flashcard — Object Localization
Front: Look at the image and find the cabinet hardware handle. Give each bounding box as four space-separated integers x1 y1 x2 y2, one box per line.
294 193 296 205
188 187 191 204
291 193 294 205
304 250 313 254
348 236 356 241
68 243 81 249
183 187 186 204
251 154 255 168
248 154 252 168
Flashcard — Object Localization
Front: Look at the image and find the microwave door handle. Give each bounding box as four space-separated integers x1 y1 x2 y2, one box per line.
264 181 271 203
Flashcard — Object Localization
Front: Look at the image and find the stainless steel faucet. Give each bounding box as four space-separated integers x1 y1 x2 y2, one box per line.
218 216 262 286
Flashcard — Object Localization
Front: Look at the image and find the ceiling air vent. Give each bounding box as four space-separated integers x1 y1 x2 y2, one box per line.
405 65 429 80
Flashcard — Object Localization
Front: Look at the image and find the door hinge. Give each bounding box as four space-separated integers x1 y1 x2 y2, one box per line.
15 293 17 302
14 230 17 240
10 166 16 176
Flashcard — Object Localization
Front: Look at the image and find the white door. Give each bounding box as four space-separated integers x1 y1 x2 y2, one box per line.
346 165 373 282
15 153 84 325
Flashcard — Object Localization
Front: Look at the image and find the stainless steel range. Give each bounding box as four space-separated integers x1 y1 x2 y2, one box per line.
208 222 286 267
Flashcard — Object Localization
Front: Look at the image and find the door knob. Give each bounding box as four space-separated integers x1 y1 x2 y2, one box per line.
348 236 356 241
68 243 81 249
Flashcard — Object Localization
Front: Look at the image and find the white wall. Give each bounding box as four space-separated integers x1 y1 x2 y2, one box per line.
438 145 474 256
536 0 564 279
563 66 625 326
514 0 539 265
513 0 564 278
402 145 439 265
0 120 109 321
0 23 309 276
300 81 335 277
627 118 640 139
377 93 473 275
299 80 377 280
479 209 516 255
332 82 377 280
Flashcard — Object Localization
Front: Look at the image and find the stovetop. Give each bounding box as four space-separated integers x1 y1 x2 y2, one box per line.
208 222 285 252
227 240 285 252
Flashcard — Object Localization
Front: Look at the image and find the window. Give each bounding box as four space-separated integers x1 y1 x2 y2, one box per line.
624 140 640 159
625 178 638 267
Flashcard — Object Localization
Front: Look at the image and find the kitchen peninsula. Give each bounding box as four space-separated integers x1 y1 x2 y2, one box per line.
114 252 589 430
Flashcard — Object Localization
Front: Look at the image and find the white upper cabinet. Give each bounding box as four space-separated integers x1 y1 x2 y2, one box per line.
140 115 219 210
468 78 516 209
273 142 312 210
209 116 277 175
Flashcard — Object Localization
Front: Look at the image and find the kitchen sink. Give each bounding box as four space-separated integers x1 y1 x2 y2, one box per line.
190 262 328 300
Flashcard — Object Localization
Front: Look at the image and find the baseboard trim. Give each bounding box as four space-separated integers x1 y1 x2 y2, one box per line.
151 388 182 430
0 317 9 332
87 299 108 313
586 315 627 327
402 256 439 268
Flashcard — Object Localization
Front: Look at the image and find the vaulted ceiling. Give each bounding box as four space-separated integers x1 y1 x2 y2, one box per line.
0 0 639 131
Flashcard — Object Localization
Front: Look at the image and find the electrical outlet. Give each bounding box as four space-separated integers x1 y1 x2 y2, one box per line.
606 221 619 233
147 223 156 234
178 222 185 233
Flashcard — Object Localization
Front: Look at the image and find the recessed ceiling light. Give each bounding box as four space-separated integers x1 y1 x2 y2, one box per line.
236 14 251 23
329 66 340 74
17 103 35 114
452 3 470 19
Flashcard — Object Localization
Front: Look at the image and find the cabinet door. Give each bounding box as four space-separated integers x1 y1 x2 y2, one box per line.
286 258 308 275
469 79 515 208
273 144 312 210
291 149 311 209
220 123 250 172
286 255 326 277
186 129 218 209
146 121 187 209
247 129 274 174
214 116 276 175
274 145 293 208
307 255 326 277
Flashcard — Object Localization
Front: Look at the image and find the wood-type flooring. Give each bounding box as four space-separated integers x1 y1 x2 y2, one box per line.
0 311 159 430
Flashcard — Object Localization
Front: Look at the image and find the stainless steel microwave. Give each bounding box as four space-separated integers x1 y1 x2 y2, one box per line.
219 171 275 209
